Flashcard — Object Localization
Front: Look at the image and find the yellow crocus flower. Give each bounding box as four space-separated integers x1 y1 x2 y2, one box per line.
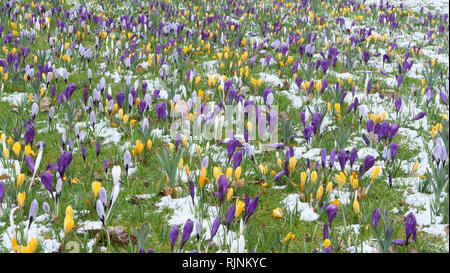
371 166 380 181
311 171 318 184
17 173 25 189
234 166 242 181
272 208 283 218
235 199 244 217
12 142 21 157
353 199 360 214
283 232 295 242
91 181 102 198
17 192 26 208
226 187 234 201
316 185 324 201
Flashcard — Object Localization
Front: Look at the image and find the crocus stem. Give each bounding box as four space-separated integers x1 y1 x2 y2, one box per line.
105 224 111 250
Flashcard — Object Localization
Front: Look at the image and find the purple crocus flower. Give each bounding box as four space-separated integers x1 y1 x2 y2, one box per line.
169 224 179 252
372 207 381 228
0 182 5 211
179 219 194 251
104 158 108 175
156 102 167 121
439 92 447 106
226 204 235 233
321 148 327 171
215 174 228 206
124 151 131 175
96 199 105 224
41 172 54 200
24 122 35 146
390 142 399 161
405 212 417 243
96 141 101 158
349 148 358 168
323 222 329 240
337 149 347 171
366 119 374 133
189 180 195 206
326 203 338 227
360 155 375 175
273 170 286 181
25 156 35 173
394 97 402 113
329 149 336 170
81 144 86 163
209 216 220 246
245 195 259 225
28 199 39 229
411 112 426 121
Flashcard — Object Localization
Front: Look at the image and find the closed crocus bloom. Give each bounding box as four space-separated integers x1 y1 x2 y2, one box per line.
326 181 333 195
17 192 26 208
372 207 381 228
178 158 183 170
300 171 307 184
227 187 234 202
92 181 102 198
199 176 206 188
288 157 297 172
371 166 380 181
310 171 318 184
12 142 21 157
277 158 282 169
316 186 324 201
235 199 244 217
182 137 188 149
273 207 283 218
353 199 360 214
169 224 179 252
135 140 144 154
226 167 233 181
25 145 32 156
147 139 152 151
324 238 331 249
65 205 73 218
64 214 74 235
185 164 190 176
234 166 242 181
17 173 25 189
412 162 419 173
180 219 194 251
350 174 359 189
201 167 207 178
213 166 220 181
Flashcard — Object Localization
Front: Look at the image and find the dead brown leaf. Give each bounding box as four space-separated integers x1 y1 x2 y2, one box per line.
389 244 398 253
236 178 245 187
0 174 10 181
136 65 146 73
40 97 51 112
410 247 418 253
445 225 449 236
280 80 290 91
306 93 314 102
279 111 291 121
160 187 171 196
88 226 136 244
357 187 369 199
